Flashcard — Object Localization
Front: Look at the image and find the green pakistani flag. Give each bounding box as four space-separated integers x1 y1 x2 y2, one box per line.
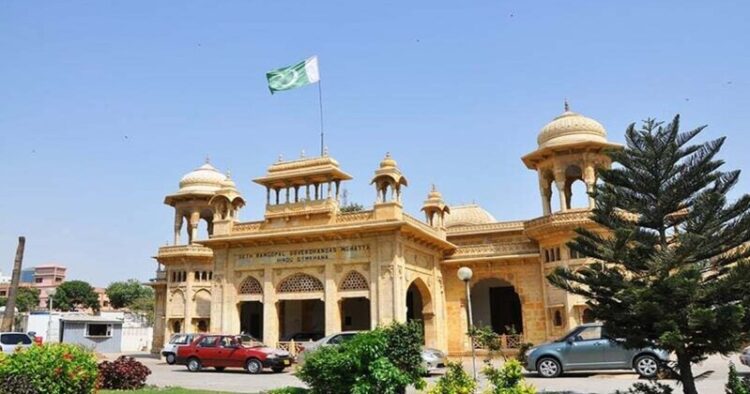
266 56 320 94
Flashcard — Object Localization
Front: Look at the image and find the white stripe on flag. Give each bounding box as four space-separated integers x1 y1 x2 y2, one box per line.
304 56 320 84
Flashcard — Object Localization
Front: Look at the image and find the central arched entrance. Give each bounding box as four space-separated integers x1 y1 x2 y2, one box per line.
471 278 523 335
276 273 326 341
405 278 436 347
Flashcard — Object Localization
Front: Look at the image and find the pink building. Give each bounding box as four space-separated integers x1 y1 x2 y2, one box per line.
33 265 66 309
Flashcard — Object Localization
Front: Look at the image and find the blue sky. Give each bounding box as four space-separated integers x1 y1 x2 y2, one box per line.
1 1 749 286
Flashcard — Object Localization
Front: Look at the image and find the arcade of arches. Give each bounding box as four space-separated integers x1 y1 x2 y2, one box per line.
150 105 620 355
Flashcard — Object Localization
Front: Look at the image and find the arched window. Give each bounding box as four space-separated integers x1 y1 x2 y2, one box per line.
278 273 324 293
553 310 563 326
238 276 263 295
172 320 182 333
582 308 595 323
340 271 369 291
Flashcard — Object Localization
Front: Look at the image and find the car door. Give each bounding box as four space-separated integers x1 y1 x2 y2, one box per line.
0 333 32 354
195 335 221 366
221 336 244 368
601 331 633 369
560 326 607 370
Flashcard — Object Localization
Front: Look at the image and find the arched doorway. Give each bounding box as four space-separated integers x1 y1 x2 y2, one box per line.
471 278 523 335
276 273 325 341
405 278 435 347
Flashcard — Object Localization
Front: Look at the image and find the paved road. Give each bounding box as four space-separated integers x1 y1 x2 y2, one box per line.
124 352 746 393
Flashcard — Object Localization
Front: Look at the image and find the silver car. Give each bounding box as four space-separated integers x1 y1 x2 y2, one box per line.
739 346 750 367
297 331 446 374
0 332 34 354
525 323 669 378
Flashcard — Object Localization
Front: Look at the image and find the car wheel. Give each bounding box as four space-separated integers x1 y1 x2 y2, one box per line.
272 367 285 373
246 359 263 374
635 355 659 378
187 357 201 372
537 357 562 378
165 353 176 365
215 367 226 372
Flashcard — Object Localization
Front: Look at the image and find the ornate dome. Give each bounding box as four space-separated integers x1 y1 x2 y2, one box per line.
177 161 227 194
537 104 607 149
379 152 398 169
443 204 496 228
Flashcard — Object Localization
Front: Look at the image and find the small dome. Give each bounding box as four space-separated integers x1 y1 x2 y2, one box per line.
443 204 496 228
178 162 227 194
380 153 397 169
427 185 443 200
537 105 607 149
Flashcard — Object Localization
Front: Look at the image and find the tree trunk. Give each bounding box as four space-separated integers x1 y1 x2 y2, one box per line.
1 236 25 332
676 352 698 394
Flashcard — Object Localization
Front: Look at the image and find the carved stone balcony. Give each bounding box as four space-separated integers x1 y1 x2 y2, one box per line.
264 198 338 220
156 244 214 263
524 209 596 240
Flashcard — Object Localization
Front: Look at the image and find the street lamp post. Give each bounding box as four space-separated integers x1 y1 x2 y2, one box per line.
457 266 477 381
46 288 56 343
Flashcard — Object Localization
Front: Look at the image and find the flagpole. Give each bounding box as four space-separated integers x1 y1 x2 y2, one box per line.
317 80 325 156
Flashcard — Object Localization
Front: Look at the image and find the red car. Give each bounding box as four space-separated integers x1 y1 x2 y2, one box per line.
176 334 292 374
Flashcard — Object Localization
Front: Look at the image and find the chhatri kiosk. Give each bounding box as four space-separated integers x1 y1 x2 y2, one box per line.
150 105 620 355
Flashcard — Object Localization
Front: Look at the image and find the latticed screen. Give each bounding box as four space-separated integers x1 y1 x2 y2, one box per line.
340 271 369 291
238 276 263 295
277 273 324 293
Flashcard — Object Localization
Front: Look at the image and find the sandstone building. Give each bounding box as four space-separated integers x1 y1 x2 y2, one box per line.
149 105 620 355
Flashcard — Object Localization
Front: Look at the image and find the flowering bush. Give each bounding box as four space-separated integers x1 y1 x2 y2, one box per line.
98 355 151 390
0 343 99 393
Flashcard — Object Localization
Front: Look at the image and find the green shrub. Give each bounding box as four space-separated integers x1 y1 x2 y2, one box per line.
296 322 426 394
0 343 99 394
427 362 476 394
483 359 535 394
727 362 750 394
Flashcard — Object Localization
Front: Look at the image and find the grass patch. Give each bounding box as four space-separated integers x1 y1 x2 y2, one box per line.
100 387 242 394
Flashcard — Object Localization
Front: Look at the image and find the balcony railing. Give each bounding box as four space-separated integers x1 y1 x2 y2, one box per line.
473 334 525 350
157 244 213 259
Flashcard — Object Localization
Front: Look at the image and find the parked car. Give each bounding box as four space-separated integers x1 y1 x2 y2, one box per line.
176 334 291 374
740 346 750 367
0 332 34 354
524 323 669 378
161 333 199 365
282 332 325 342
297 331 446 374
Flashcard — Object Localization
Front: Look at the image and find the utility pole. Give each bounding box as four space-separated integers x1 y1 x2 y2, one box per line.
2 236 25 332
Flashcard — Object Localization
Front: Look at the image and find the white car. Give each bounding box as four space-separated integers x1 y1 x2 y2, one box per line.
161 333 199 365
0 332 34 354
297 331 446 374
740 346 750 367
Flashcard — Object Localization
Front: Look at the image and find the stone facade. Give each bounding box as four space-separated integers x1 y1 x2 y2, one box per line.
149 105 621 355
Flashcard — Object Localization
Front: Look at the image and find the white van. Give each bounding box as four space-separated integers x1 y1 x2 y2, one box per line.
161 333 199 364
0 332 34 354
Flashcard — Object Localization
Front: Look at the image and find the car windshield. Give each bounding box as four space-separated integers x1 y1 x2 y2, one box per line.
239 334 265 348
169 334 192 345
554 327 581 343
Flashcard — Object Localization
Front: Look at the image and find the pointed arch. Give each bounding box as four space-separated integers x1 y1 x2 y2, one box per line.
340 271 369 291
169 290 185 317
193 289 211 317
278 273 324 293
238 276 263 295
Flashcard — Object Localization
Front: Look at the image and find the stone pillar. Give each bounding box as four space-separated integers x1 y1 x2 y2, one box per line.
583 165 596 208
554 170 567 212
184 264 194 332
173 212 183 245
262 266 279 347
324 263 341 335
266 187 270 205
306 184 311 201
538 174 552 216
188 211 200 244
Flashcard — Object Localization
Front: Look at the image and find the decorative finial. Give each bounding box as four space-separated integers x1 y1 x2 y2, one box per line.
277 154 283 162
323 146 329 157
300 149 306 158
225 170 231 179
564 99 570 112
431 184 437 192
385 151 391 158
205 155 211 164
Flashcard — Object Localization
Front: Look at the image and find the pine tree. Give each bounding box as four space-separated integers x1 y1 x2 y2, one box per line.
548 115 750 394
